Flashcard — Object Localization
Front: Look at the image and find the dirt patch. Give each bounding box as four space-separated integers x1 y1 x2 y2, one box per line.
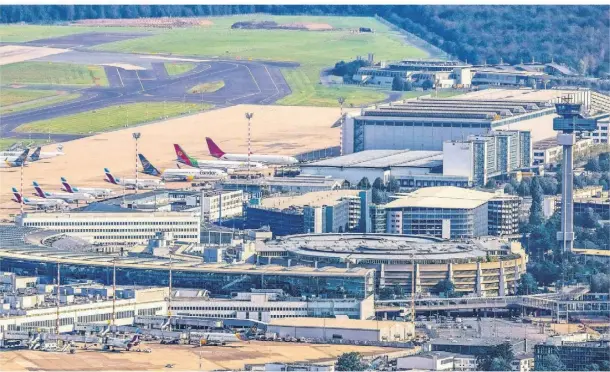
73 17 213 29
231 21 334 31
0 45 68 66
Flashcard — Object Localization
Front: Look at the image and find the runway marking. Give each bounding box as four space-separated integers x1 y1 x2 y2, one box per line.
244 64 262 95
259 64 282 104
115 68 125 88
135 70 145 92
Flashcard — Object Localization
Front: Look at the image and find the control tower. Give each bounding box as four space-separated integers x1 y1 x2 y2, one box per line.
553 97 598 252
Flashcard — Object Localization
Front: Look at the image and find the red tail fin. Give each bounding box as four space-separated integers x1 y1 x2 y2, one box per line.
205 137 225 158
174 144 193 166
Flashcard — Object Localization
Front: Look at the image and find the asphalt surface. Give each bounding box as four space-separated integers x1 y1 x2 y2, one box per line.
1 38 295 140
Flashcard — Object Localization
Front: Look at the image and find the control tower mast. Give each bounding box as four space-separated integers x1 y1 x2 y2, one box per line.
553 96 597 252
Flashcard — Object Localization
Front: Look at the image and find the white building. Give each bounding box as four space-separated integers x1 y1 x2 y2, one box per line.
171 291 375 322
268 317 413 342
247 362 334 372
511 353 535 372
201 190 243 223
0 273 37 292
0 287 167 333
533 137 594 166
16 212 200 245
397 352 477 371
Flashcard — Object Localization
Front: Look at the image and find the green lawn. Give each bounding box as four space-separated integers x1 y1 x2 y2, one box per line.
0 88 57 106
188 80 225 93
1 62 108 86
164 62 197 76
0 138 49 151
16 102 213 135
0 92 81 115
0 25 151 42
94 15 429 107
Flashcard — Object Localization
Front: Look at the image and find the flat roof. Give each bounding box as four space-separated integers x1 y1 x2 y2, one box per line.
20 211 198 219
258 190 361 210
268 317 409 331
302 150 443 169
384 186 497 209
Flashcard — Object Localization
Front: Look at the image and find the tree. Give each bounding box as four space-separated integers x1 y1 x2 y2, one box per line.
585 158 601 172
392 76 404 91
536 354 565 371
432 279 454 297
336 352 367 371
590 273 610 293
372 177 385 190
485 179 497 189
403 80 413 91
504 183 516 195
387 177 400 192
517 273 538 295
422 79 434 90
378 286 396 300
357 177 371 190
489 357 512 371
517 180 530 196
531 260 561 287
477 342 514 371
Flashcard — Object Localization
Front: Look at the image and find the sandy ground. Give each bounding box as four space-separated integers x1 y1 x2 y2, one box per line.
0 45 68 66
73 18 213 28
0 341 398 371
0 104 341 219
99 63 146 71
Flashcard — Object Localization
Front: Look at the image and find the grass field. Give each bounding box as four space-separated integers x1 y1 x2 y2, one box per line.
188 80 225 93
94 15 429 106
0 138 49 151
0 92 81 115
16 102 213 135
0 24 151 42
1 62 108 86
164 62 196 76
0 88 57 106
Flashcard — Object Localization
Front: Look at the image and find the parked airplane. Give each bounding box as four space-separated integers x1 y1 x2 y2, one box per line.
194 332 247 346
174 144 264 170
1 149 29 168
33 181 95 203
12 188 69 210
104 168 164 190
102 334 141 351
61 177 113 198
206 137 299 166
1 145 64 161
139 154 227 181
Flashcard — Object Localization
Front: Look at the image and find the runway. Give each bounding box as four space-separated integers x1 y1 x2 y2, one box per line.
1 33 296 141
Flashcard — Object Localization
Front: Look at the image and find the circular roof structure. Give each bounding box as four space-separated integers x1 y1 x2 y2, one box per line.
265 233 515 264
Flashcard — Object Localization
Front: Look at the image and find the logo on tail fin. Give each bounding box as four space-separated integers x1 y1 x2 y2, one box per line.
104 168 118 184
61 177 75 193
12 187 22 203
138 154 162 176
29 147 41 162
15 149 30 165
174 144 196 167
205 137 225 158
32 181 45 198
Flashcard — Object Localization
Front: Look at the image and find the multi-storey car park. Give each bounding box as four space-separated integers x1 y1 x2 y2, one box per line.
257 233 528 297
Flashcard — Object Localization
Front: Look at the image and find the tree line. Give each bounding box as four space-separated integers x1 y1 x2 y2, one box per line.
1 5 608 77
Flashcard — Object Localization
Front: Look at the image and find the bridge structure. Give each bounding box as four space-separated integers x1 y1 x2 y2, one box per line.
375 287 610 320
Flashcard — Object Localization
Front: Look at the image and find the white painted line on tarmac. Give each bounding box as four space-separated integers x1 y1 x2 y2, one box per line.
116 68 125 88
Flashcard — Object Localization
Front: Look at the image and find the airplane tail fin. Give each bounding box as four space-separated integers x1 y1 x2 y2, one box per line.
205 137 225 158
12 187 22 203
104 168 118 184
32 181 45 198
15 149 30 165
174 144 196 167
29 147 41 161
60 177 76 192
138 154 162 176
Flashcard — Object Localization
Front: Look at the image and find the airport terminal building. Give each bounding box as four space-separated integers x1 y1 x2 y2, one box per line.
257 234 528 297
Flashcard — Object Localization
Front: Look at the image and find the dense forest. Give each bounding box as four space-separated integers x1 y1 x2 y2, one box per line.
1 5 608 76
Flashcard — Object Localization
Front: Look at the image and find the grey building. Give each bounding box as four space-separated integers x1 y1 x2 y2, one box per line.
369 204 387 233
245 190 371 237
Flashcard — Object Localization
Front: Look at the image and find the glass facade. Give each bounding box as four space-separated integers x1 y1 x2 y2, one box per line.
400 205 488 239
535 342 610 371
0 257 374 300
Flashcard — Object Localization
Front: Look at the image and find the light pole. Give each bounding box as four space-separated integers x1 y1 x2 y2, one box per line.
20 161 24 215
245 113 254 183
337 97 345 156
112 258 117 327
132 132 141 194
